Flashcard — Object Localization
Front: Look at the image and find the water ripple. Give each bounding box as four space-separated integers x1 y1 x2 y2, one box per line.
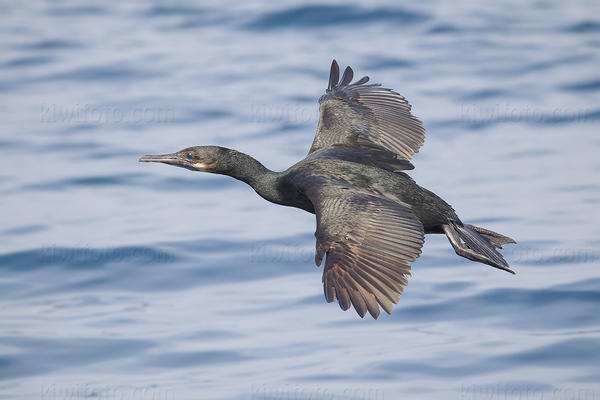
371 337 600 379
3 56 53 68
18 39 81 50
387 285 600 329
561 79 600 92
564 21 600 33
244 5 429 30
143 350 250 368
0 336 154 379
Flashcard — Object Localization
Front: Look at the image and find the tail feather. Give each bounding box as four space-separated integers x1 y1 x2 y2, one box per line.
444 223 515 273
465 224 516 249
456 225 510 269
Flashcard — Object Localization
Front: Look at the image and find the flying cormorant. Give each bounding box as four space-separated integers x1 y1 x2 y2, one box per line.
140 60 515 319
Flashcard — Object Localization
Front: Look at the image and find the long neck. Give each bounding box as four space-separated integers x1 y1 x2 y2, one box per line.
222 150 286 205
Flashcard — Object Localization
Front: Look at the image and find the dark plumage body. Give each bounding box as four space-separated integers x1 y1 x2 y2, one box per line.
278 157 458 232
140 60 515 319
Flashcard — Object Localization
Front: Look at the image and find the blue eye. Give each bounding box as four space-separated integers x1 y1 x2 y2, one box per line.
186 153 193 160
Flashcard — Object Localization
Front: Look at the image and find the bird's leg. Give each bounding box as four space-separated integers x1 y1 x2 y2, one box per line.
442 224 515 274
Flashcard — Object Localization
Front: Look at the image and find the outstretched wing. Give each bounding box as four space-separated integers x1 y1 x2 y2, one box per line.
309 60 425 165
306 184 425 319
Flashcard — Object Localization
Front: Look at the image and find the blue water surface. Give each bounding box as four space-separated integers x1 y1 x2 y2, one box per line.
1 1 599 399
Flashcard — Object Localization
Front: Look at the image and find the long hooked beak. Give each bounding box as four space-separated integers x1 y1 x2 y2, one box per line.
139 153 210 171
138 153 181 166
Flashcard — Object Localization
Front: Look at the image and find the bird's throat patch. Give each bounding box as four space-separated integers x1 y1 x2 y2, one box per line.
193 162 214 171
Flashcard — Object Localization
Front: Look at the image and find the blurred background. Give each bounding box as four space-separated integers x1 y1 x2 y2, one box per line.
1 0 599 399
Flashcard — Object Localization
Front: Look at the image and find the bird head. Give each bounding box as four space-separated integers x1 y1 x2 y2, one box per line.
139 146 229 173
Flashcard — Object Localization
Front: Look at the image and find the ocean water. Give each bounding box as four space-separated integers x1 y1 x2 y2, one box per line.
1 1 600 399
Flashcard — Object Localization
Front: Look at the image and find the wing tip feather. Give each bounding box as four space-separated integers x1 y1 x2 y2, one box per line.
327 60 374 91
328 59 339 91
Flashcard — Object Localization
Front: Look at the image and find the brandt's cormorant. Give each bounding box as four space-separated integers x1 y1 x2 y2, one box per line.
140 60 515 319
